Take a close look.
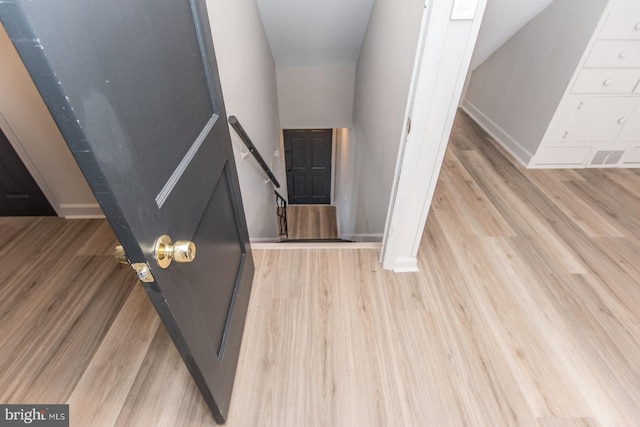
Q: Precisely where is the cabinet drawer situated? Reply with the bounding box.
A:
[599,9,640,40]
[622,147,640,164]
[571,69,640,93]
[533,147,592,166]
[621,102,640,141]
[585,41,640,68]
[550,96,639,142]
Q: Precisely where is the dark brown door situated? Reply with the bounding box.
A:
[0,128,55,216]
[284,129,332,204]
[0,0,253,423]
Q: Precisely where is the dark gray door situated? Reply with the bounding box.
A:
[284,129,332,204]
[0,0,253,423]
[0,128,55,216]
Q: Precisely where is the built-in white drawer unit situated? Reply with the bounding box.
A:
[622,146,640,164]
[621,102,640,140]
[548,96,640,142]
[466,0,640,170]
[598,8,640,39]
[533,146,593,166]
[571,69,640,93]
[584,40,640,68]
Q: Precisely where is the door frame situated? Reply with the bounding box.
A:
[380,0,488,272]
[330,128,337,204]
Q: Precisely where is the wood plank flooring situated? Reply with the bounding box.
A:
[1,110,640,425]
[286,205,339,240]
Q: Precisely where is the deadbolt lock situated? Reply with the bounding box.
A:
[154,235,196,269]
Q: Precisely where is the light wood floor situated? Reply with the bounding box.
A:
[2,110,640,426]
[286,204,339,240]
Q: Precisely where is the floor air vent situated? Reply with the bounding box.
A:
[590,150,624,166]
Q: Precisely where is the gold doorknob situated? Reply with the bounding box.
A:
[154,235,196,269]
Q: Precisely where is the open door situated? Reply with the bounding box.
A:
[0,0,252,423]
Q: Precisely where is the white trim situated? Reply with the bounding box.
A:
[380,0,488,272]
[59,203,104,219]
[330,128,337,204]
[334,200,342,237]
[392,257,419,273]
[460,99,532,167]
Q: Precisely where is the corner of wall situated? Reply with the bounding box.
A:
[460,99,533,166]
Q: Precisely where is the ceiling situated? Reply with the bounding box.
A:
[256,0,556,72]
[256,0,375,67]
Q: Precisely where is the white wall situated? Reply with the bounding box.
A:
[334,128,354,237]
[0,24,100,218]
[470,0,554,70]
[340,0,424,239]
[463,0,607,163]
[256,0,374,66]
[206,0,282,241]
[277,66,355,129]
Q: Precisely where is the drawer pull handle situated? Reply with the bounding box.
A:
[603,79,612,87]
[619,51,628,59]
[635,23,640,31]
[618,117,627,125]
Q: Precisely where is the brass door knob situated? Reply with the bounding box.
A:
[154,235,196,269]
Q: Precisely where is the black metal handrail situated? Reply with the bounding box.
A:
[228,115,280,188]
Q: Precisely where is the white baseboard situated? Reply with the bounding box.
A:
[460,100,533,167]
[391,257,419,273]
[60,203,104,219]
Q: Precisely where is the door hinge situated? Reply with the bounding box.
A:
[406,117,412,134]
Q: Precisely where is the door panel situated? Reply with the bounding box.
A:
[0,0,253,423]
[284,129,332,204]
[183,164,245,358]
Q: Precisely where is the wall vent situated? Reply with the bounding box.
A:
[590,150,624,166]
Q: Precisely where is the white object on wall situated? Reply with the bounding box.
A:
[452,0,479,20]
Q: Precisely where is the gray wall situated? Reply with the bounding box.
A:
[464,0,607,163]
[206,0,282,241]
[470,0,554,69]
[339,0,424,239]
[276,66,355,129]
